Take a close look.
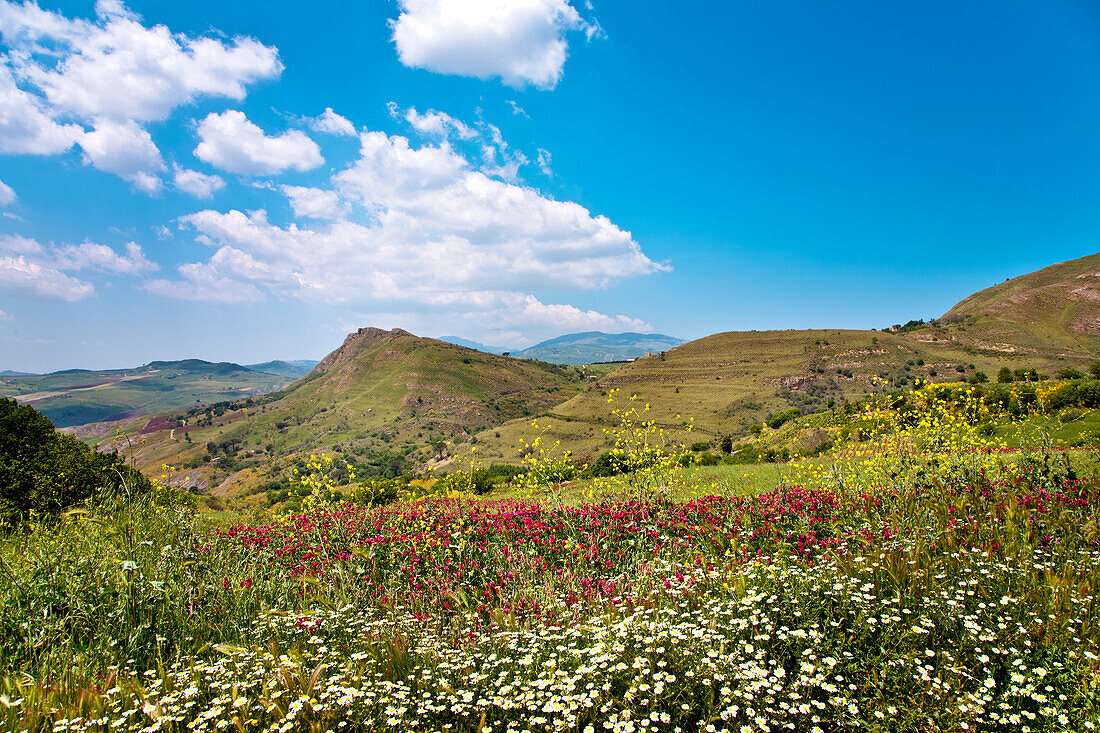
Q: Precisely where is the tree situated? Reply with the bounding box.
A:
[0,398,153,524]
[1090,361,1100,379]
[719,435,733,454]
[997,367,1014,384]
[969,371,989,384]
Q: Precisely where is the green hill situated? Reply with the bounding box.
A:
[101,253,1100,498]
[936,252,1100,355]
[0,360,288,428]
[515,331,685,364]
[112,328,588,498]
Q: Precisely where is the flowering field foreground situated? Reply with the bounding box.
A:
[4,453,1099,733]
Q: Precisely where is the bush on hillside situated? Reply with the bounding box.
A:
[0,397,154,524]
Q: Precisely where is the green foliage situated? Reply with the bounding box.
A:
[766,408,801,429]
[0,398,153,524]
[590,450,631,477]
[968,370,988,384]
[998,366,1014,383]
[433,468,495,495]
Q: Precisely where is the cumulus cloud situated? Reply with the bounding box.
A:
[145,245,267,303]
[388,103,528,182]
[152,127,665,341]
[390,0,599,89]
[0,234,154,300]
[0,0,281,187]
[390,102,476,140]
[0,235,92,300]
[0,65,82,154]
[54,240,157,275]
[309,107,356,137]
[0,176,14,205]
[0,1,282,122]
[194,110,323,176]
[0,253,93,300]
[79,117,165,192]
[281,185,349,220]
[173,165,225,199]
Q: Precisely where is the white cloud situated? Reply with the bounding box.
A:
[0,1,281,187]
[0,254,95,300]
[0,176,14,205]
[173,165,225,198]
[194,110,323,176]
[389,103,528,182]
[2,2,282,123]
[145,245,267,303]
[506,99,528,118]
[0,308,12,321]
[153,127,665,337]
[390,0,598,89]
[391,102,476,140]
[79,117,164,192]
[54,240,157,275]
[0,234,154,300]
[310,107,356,137]
[0,65,82,154]
[536,147,552,176]
[281,185,349,220]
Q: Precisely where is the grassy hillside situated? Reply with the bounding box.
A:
[96,254,1100,500]
[103,328,587,502]
[471,326,1096,464]
[935,251,1100,354]
[0,360,288,428]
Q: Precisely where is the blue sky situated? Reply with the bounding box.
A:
[1,0,1099,372]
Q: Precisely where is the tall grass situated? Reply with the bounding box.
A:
[2,389,1099,731]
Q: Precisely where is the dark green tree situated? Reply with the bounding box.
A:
[0,398,153,524]
[997,367,1014,384]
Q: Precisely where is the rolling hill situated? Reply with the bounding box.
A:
[106,328,589,497]
[514,331,686,364]
[93,252,1100,502]
[0,360,290,428]
[469,255,1100,463]
[937,252,1100,355]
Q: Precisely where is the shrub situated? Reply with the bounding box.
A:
[766,408,800,430]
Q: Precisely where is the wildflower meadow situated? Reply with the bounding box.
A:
[1,388,1098,732]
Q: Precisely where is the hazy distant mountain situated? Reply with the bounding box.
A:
[244,359,319,378]
[0,369,37,376]
[0,359,289,428]
[437,335,511,354]
[515,332,687,365]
